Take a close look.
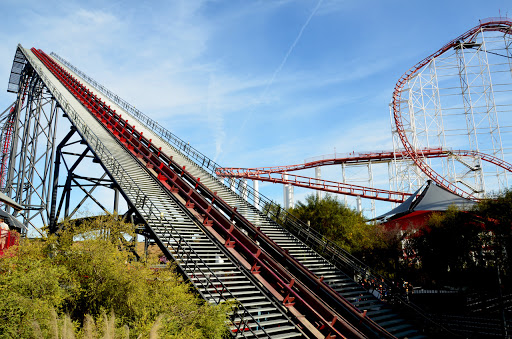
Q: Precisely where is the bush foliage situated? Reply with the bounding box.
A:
[0,215,231,338]
[288,194,403,275]
[289,191,512,291]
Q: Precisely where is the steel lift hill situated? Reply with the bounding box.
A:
[5,45,428,339]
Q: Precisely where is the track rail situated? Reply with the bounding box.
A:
[214,19,512,203]
[45,47,431,338]
[31,47,402,338]
[27,47,299,338]
[219,169,410,203]
[216,147,512,203]
[391,19,512,200]
[221,148,512,174]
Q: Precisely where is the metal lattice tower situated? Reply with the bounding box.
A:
[390,19,512,198]
[2,48,129,235]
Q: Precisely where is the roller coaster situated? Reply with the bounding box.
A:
[1,18,511,338]
[219,18,512,212]
[216,148,512,203]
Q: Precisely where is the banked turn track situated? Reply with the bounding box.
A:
[9,45,429,338]
[216,147,512,203]
[391,19,512,200]
[218,19,512,204]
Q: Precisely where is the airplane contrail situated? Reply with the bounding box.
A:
[237,0,324,134]
[263,0,324,95]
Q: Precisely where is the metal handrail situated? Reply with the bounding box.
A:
[26,46,270,337]
[50,49,410,298]
[50,50,453,335]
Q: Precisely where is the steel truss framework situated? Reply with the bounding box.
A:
[216,148,512,203]
[0,20,507,338]
[3,61,134,235]
[30,46,399,337]
[391,18,512,199]
[0,44,458,337]
[217,19,512,215]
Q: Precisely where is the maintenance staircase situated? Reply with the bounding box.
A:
[158,156,425,338]
[22,47,302,338]
[54,67,427,339]
[134,139,427,339]
[63,61,430,339]
[18,45,427,338]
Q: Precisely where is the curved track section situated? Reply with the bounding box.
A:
[45,48,429,338]
[217,148,512,203]
[391,19,512,199]
[221,148,512,174]
[217,19,512,203]
[218,169,411,203]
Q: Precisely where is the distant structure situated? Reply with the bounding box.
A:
[218,18,512,216]
[390,17,512,200]
[376,180,476,229]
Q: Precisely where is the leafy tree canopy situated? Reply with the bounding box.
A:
[0,215,231,338]
[406,190,512,289]
[289,194,385,254]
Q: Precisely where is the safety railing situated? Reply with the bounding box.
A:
[50,49,410,300]
[26,46,271,337]
[50,50,454,335]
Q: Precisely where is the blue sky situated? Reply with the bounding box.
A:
[0,0,510,216]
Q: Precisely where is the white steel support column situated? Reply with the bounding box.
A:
[341,163,348,206]
[368,161,376,219]
[283,172,294,209]
[356,196,362,214]
[288,184,294,209]
[253,180,259,209]
[242,178,248,201]
[315,167,322,200]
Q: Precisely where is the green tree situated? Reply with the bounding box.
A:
[262,201,286,224]
[475,190,512,280]
[0,239,73,338]
[0,215,231,338]
[410,206,489,288]
[289,194,387,254]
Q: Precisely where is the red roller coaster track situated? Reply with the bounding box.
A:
[30,46,407,338]
[217,148,512,203]
[217,19,512,203]
[391,18,512,200]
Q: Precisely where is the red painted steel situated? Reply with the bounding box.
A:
[220,148,512,174]
[219,148,445,174]
[216,147,512,203]
[0,230,18,256]
[215,20,512,203]
[219,169,410,203]
[32,48,398,338]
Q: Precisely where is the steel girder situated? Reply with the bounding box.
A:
[3,56,133,235]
